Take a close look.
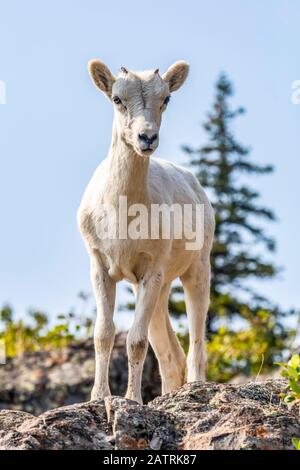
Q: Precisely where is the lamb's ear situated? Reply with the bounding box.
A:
[88,59,115,98]
[162,60,189,92]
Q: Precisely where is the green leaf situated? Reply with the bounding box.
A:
[292,437,300,450]
[280,370,289,378]
[275,362,286,368]
[284,395,295,403]
[287,366,299,379]
[289,378,300,395]
[290,355,300,368]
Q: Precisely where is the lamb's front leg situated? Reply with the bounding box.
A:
[90,250,116,401]
[126,271,163,404]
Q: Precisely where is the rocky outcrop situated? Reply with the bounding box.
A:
[0,333,160,414]
[0,379,299,450]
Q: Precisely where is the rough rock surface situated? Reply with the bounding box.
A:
[0,333,160,414]
[0,379,299,450]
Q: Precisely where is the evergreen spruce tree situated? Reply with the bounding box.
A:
[171,74,277,318]
[170,74,294,380]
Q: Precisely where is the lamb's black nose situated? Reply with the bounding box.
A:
[138,133,158,145]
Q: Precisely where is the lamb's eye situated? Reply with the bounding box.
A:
[164,95,171,105]
[113,96,122,105]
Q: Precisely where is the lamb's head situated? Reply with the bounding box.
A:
[88,59,189,157]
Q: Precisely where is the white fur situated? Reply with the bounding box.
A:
[78,60,215,404]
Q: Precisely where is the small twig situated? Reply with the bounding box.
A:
[255,354,264,382]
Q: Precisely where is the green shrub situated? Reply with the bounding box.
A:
[276,354,300,450]
[277,354,300,406]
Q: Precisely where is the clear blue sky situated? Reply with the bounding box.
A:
[0,1,299,326]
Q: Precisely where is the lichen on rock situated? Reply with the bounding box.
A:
[0,379,299,450]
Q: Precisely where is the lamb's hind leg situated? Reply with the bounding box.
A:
[149,283,186,395]
[90,250,116,400]
[181,254,211,382]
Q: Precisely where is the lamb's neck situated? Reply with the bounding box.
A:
[105,124,150,206]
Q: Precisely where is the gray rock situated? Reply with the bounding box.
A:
[0,334,161,415]
[0,379,299,450]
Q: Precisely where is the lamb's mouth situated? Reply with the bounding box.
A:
[134,145,155,157]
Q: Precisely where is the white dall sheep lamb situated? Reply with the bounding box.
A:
[78,60,215,404]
